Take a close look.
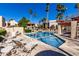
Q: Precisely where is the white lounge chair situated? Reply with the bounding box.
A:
[1,46,13,56]
[12,40,23,48]
[13,38,22,41]
[24,42,38,53]
[12,40,38,55]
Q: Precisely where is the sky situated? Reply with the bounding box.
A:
[0,3,78,24]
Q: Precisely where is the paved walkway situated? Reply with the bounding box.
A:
[54,33,79,56]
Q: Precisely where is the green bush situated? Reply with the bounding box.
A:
[25,29,31,33]
[0,29,7,36]
[0,36,4,42]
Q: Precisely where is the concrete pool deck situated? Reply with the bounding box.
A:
[1,31,75,56]
[18,34,69,56]
[54,33,79,56]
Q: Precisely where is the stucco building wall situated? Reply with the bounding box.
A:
[5,27,24,34]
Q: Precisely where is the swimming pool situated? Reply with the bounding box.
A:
[26,32,65,48]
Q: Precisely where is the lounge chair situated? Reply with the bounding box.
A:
[8,31,21,39]
[12,40,38,55]
[12,40,38,52]
[1,46,13,56]
[16,31,21,35]
[13,38,22,41]
[12,40,23,48]
[24,42,38,53]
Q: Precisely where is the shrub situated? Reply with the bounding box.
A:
[25,29,31,33]
[0,36,4,42]
[0,28,7,36]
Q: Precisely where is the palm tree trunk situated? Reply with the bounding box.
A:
[46,12,49,29]
[78,9,79,15]
[47,12,49,20]
[30,15,32,21]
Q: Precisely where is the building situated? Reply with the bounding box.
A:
[26,22,35,30]
[0,16,6,27]
[56,16,79,39]
[39,18,49,29]
[49,20,58,29]
[7,20,18,27]
[56,20,71,32]
[71,16,79,38]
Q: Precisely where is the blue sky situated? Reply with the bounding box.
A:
[0,3,78,24]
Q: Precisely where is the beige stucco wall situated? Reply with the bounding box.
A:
[0,16,3,27]
[49,20,58,28]
[5,27,24,34]
[58,25,62,35]
[71,21,77,39]
[9,20,18,26]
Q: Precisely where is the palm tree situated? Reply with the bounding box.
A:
[33,13,37,17]
[28,8,33,20]
[75,3,79,15]
[45,3,50,20]
[56,3,63,12]
[56,3,67,20]
[65,16,69,21]
[56,12,63,20]
[40,17,49,29]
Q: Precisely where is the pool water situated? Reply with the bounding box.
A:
[27,32,53,38]
[26,32,65,48]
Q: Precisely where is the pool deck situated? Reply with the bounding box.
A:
[17,34,69,56]
[54,33,79,56]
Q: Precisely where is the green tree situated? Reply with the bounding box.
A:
[56,13,63,20]
[39,18,47,24]
[75,3,79,15]
[28,8,33,20]
[33,13,37,17]
[45,3,50,20]
[18,17,30,28]
[39,17,49,29]
[9,19,14,21]
[56,3,67,20]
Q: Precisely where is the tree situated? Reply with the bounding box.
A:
[75,3,79,15]
[39,18,47,24]
[28,8,33,20]
[65,16,69,21]
[39,17,49,29]
[18,17,30,28]
[56,3,62,12]
[56,12,63,20]
[56,3,67,20]
[45,3,50,20]
[9,19,14,21]
[33,13,37,17]
[33,13,37,21]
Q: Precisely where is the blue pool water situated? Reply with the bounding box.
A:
[26,32,65,48]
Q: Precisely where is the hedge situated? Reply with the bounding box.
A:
[25,29,31,33]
